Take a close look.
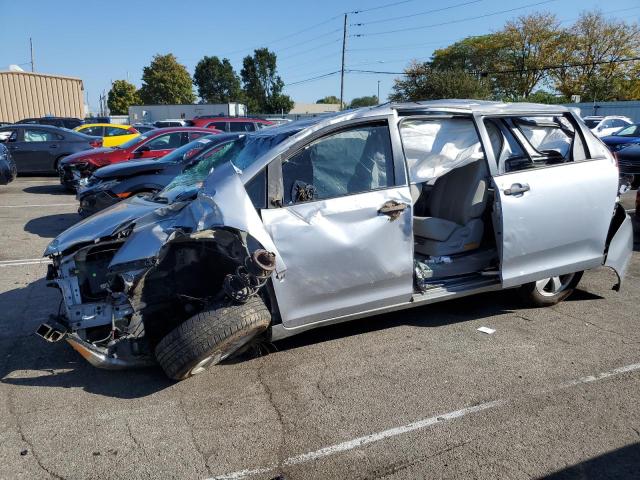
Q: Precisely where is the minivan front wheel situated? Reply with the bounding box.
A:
[155,296,271,380]
[518,272,583,307]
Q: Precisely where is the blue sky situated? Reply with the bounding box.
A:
[1,0,638,112]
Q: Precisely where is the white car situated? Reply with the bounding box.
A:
[583,115,633,137]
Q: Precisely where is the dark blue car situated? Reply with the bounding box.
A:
[76,133,241,217]
[601,124,640,152]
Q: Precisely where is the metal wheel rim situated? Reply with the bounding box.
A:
[189,353,222,376]
[535,274,575,297]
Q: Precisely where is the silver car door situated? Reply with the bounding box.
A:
[486,115,619,288]
[261,121,414,328]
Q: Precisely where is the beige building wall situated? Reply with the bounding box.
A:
[0,71,84,123]
[289,102,341,114]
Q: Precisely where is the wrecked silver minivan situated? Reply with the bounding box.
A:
[39,101,633,380]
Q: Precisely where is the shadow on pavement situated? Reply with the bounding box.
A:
[24,213,79,238]
[538,442,640,479]
[23,184,72,196]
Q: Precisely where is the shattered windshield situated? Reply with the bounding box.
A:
[153,128,301,203]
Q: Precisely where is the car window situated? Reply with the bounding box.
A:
[188,131,207,141]
[616,125,639,137]
[612,119,628,128]
[24,129,60,142]
[399,117,484,183]
[245,169,266,209]
[105,126,129,137]
[81,126,104,137]
[229,122,255,132]
[0,129,17,142]
[484,119,527,172]
[207,122,227,131]
[144,132,183,150]
[503,115,587,171]
[282,124,394,204]
[583,119,600,129]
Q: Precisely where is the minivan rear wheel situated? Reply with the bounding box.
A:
[518,271,583,307]
[155,296,271,380]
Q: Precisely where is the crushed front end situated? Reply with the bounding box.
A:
[38,162,284,370]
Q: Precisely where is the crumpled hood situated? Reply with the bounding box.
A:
[94,159,167,179]
[44,195,162,256]
[60,147,115,166]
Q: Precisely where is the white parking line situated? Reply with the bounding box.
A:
[0,203,76,208]
[206,361,640,480]
[0,258,51,267]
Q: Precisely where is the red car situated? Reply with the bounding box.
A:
[58,127,219,190]
[187,116,273,131]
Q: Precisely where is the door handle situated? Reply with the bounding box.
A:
[504,183,530,195]
[378,200,408,220]
[49,144,58,148]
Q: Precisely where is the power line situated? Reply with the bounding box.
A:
[346,56,640,76]
[352,0,557,37]
[287,70,341,87]
[351,0,484,27]
[349,0,420,15]
[277,38,342,61]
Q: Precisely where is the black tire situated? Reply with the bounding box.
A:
[518,271,583,307]
[155,296,271,380]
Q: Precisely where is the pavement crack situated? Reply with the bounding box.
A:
[364,439,473,479]
[551,307,640,344]
[257,359,287,475]
[178,395,212,475]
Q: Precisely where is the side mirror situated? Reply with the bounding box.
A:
[134,145,150,157]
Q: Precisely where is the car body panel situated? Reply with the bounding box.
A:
[615,144,640,176]
[74,123,140,147]
[493,159,619,287]
[261,187,414,327]
[0,143,17,185]
[604,204,633,291]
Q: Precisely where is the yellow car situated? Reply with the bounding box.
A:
[74,123,140,147]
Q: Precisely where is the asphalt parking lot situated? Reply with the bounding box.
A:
[1,176,639,480]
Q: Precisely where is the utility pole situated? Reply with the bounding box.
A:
[377,80,380,104]
[340,13,347,110]
[29,38,35,72]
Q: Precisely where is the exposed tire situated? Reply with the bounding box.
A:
[518,271,583,307]
[155,296,271,380]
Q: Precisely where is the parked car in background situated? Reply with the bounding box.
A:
[38,103,632,380]
[0,143,17,185]
[74,123,140,147]
[15,116,84,129]
[601,124,640,152]
[0,124,101,174]
[132,123,156,134]
[58,127,219,190]
[154,119,186,127]
[76,133,242,217]
[84,116,110,124]
[188,116,273,131]
[614,143,640,187]
[583,115,633,137]
[264,117,293,125]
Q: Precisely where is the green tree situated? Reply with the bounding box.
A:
[551,11,640,101]
[193,56,242,103]
[240,48,294,114]
[498,13,563,98]
[389,62,491,102]
[349,95,378,108]
[107,80,140,115]
[139,54,195,105]
[316,95,340,104]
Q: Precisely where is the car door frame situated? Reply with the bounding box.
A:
[474,111,619,288]
[260,113,414,329]
[19,126,60,172]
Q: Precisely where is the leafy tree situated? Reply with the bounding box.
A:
[499,13,563,98]
[107,80,140,115]
[240,48,294,113]
[349,96,378,108]
[139,54,196,105]
[551,12,640,101]
[193,56,242,103]
[316,95,340,104]
[389,62,491,102]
